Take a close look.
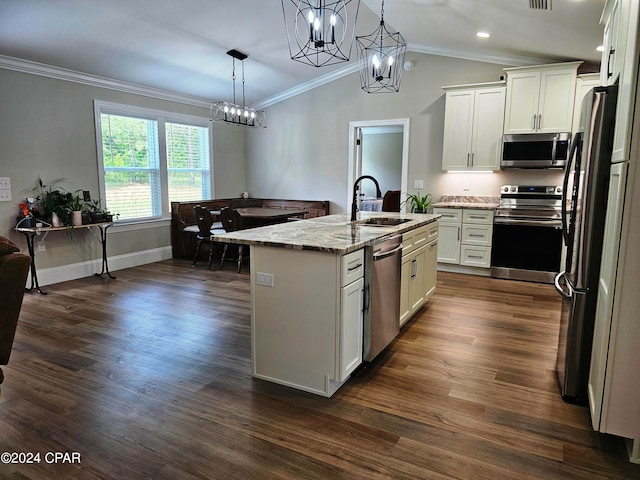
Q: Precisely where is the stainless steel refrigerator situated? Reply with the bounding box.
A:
[554,85,618,404]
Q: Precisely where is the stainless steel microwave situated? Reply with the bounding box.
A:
[501,132,571,169]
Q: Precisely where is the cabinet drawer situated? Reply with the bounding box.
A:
[462,209,493,224]
[461,224,493,246]
[341,249,364,286]
[412,225,430,250]
[460,245,491,268]
[426,221,439,243]
[433,208,462,223]
[402,229,417,255]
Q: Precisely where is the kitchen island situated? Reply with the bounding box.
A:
[212,212,439,396]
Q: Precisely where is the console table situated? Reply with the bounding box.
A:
[15,222,115,294]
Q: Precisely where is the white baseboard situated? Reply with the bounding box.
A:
[437,263,491,277]
[27,246,173,287]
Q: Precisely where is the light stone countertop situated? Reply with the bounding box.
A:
[432,202,499,210]
[211,212,440,254]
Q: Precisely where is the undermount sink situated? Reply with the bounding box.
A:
[357,217,412,227]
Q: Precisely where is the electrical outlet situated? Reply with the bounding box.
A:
[0,177,10,190]
[414,179,424,189]
[463,182,470,191]
[0,189,11,201]
[256,272,274,287]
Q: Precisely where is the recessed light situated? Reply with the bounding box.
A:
[477,32,491,38]
[596,45,604,52]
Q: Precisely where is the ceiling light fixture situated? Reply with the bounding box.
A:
[280,0,361,67]
[210,49,266,128]
[355,0,407,94]
[596,45,604,52]
[477,31,490,38]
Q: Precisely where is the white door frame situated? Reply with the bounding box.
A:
[347,118,410,212]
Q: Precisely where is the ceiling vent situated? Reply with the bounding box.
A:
[529,0,551,10]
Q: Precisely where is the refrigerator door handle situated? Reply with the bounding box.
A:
[562,133,582,246]
[554,271,572,299]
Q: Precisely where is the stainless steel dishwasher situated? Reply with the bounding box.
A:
[363,234,403,362]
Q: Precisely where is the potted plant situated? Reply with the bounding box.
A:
[402,192,433,213]
[67,192,85,226]
[86,199,111,223]
[30,177,74,226]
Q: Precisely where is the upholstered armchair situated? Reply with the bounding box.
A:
[0,236,30,385]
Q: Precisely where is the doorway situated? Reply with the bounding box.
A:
[347,118,410,212]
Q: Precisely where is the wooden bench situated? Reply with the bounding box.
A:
[170,198,330,259]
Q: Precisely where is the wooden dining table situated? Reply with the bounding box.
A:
[212,207,307,229]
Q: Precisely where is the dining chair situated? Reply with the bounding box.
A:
[382,190,401,212]
[193,205,225,269]
[219,207,245,273]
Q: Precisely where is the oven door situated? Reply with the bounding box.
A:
[491,218,563,283]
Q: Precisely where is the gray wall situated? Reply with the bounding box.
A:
[0,68,246,269]
[361,131,403,198]
[246,52,564,212]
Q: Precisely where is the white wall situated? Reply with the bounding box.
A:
[246,51,565,212]
[361,131,403,197]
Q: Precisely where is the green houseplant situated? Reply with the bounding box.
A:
[402,192,433,213]
[31,177,73,226]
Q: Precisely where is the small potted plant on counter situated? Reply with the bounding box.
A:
[66,192,85,226]
[86,199,115,223]
[402,192,433,213]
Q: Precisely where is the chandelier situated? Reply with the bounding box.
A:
[356,0,407,93]
[210,50,266,128]
[280,0,361,67]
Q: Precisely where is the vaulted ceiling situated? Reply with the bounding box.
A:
[0,0,606,106]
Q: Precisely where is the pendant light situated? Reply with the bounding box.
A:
[210,50,266,128]
[356,0,407,93]
[280,0,361,67]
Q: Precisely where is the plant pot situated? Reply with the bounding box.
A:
[91,213,107,223]
[51,212,63,227]
[71,211,83,226]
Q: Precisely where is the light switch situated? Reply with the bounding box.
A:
[414,179,424,189]
[0,177,10,190]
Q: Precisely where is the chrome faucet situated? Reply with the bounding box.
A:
[351,175,382,222]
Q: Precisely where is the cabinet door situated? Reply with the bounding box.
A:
[436,223,461,263]
[442,90,474,169]
[572,76,600,134]
[601,0,621,86]
[471,87,506,170]
[400,254,413,327]
[424,240,438,300]
[504,71,541,134]
[537,69,577,133]
[339,277,364,381]
[588,162,627,431]
[410,245,427,311]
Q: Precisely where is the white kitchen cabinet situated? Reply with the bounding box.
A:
[442,83,505,171]
[602,0,640,164]
[434,207,493,270]
[572,74,601,134]
[400,222,439,327]
[251,246,364,397]
[503,62,581,134]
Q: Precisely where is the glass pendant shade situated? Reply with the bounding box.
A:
[281,0,361,67]
[356,3,406,94]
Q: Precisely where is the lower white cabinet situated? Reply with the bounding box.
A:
[400,222,439,327]
[251,246,364,397]
[434,208,493,270]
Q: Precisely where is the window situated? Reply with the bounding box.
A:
[95,101,212,222]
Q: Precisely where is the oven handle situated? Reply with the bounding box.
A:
[493,217,562,228]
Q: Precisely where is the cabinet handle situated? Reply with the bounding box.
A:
[538,114,542,130]
[468,255,484,259]
[457,227,460,241]
[469,233,484,238]
[347,262,363,272]
[532,114,536,130]
[411,258,417,278]
[470,152,474,167]
[467,153,470,167]
[608,48,615,78]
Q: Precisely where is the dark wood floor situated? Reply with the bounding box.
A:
[1,260,639,479]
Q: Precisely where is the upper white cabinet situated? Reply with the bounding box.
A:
[442,83,506,171]
[601,0,640,163]
[503,62,581,134]
[572,73,601,134]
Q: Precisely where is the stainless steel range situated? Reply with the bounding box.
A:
[491,185,564,283]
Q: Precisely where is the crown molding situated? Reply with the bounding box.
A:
[253,62,361,110]
[0,54,211,109]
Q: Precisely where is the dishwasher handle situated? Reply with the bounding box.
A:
[373,243,403,260]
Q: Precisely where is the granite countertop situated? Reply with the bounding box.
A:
[432,201,499,210]
[432,194,499,210]
[211,212,440,254]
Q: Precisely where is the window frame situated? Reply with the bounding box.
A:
[93,100,214,225]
